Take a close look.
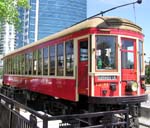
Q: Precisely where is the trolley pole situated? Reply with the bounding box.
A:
[87,0,142,18]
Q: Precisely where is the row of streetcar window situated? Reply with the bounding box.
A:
[4,40,74,76]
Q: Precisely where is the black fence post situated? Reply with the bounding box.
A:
[30,114,37,128]
[43,114,48,128]
[125,109,129,128]
[9,104,14,128]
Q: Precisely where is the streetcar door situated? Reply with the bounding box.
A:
[121,38,137,94]
[78,38,89,95]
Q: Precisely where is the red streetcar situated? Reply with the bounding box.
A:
[2,16,147,126]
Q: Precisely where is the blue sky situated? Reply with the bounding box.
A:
[87,0,150,62]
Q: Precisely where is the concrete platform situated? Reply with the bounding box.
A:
[139,85,150,128]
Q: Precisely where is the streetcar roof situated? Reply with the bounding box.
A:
[3,16,142,58]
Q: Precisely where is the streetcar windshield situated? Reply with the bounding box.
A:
[96,35,117,70]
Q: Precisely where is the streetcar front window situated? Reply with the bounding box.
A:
[122,52,134,69]
[139,40,144,71]
[96,35,117,70]
[121,40,134,69]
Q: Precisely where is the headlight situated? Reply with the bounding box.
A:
[131,82,138,91]
[126,81,138,92]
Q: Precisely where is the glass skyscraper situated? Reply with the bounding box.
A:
[16,0,87,48]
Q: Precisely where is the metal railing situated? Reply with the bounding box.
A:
[0,93,129,128]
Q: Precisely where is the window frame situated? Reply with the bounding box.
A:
[49,45,56,76]
[43,47,49,75]
[57,43,64,76]
[65,40,74,76]
[29,52,33,75]
[95,35,118,72]
[37,49,43,75]
[20,54,25,75]
[121,38,136,70]
[25,53,29,75]
[33,50,38,75]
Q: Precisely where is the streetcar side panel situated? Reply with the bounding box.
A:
[3,75,77,101]
[2,28,93,102]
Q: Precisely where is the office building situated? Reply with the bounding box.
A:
[0,22,16,69]
[16,0,87,48]
[0,22,16,55]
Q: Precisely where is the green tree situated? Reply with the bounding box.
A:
[145,66,150,84]
[0,0,29,29]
